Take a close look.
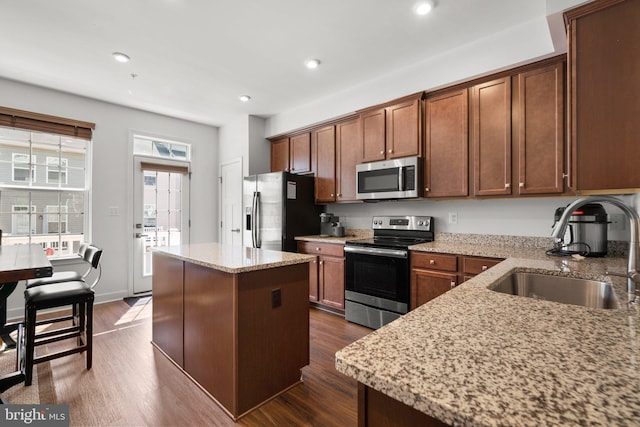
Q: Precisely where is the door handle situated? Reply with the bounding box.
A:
[135,233,149,238]
[231,228,241,233]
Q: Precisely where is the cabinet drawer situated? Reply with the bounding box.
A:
[462,256,502,275]
[297,241,344,257]
[410,252,457,272]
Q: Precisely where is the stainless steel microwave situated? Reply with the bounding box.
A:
[356,156,421,200]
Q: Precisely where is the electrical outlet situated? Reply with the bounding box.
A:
[448,212,458,225]
[271,288,282,308]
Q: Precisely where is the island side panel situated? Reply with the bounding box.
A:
[236,263,310,416]
[152,252,184,367]
[183,262,237,416]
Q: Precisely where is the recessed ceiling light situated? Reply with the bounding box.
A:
[112,52,131,63]
[239,95,251,102]
[415,1,435,15]
[305,59,321,69]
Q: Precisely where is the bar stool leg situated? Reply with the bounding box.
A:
[86,297,93,370]
[24,304,36,386]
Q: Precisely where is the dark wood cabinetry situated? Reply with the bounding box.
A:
[270,137,290,173]
[336,117,361,201]
[514,62,565,195]
[410,251,502,310]
[424,88,469,198]
[565,0,640,191]
[360,94,422,163]
[313,125,337,203]
[297,241,345,313]
[471,77,512,197]
[269,133,311,174]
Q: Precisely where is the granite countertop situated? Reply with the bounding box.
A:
[153,243,315,274]
[335,248,640,426]
[295,229,373,244]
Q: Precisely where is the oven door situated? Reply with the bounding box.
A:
[344,246,409,313]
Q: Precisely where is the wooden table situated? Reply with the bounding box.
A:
[0,244,52,398]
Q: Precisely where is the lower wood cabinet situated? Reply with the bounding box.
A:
[297,241,345,314]
[410,251,502,310]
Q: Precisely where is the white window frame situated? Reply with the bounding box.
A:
[46,156,68,185]
[11,204,36,234]
[12,153,36,183]
[45,204,68,234]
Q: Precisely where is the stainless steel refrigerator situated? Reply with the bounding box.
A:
[243,172,320,252]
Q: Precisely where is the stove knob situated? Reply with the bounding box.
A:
[417,220,424,226]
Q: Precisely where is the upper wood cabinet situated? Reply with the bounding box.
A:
[424,88,469,198]
[471,77,512,197]
[514,62,565,195]
[335,117,361,202]
[270,133,311,174]
[565,0,640,192]
[360,95,422,163]
[270,137,290,172]
[313,125,337,203]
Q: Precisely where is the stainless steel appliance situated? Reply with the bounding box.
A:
[356,156,421,200]
[344,215,434,329]
[243,172,320,251]
[320,213,338,237]
[553,203,608,257]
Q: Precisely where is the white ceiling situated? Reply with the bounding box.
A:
[0,0,550,127]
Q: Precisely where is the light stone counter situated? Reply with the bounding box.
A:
[336,250,640,426]
[295,228,373,244]
[153,242,315,274]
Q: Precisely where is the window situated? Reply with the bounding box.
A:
[46,156,68,184]
[0,123,91,258]
[133,135,190,161]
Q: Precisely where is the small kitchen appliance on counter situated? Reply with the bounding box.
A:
[552,203,609,257]
[320,213,341,237]
[344,215,434,329]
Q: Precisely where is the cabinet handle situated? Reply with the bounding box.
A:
[505,183,511,189]
[481,265,488,271]
[450,281,456,289]
[562,173,569,179]
[519,182,524,188]
[429,259,435,265]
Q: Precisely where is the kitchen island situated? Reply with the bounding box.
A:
[152,243,315,420]
[336,242,640,426]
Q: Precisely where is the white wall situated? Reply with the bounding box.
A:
[1,77,218,318]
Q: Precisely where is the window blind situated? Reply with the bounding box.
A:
[140,161,189,175]
[0,106,95,140]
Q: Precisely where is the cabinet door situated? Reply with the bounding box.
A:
[270,137,290,172]
[424,89,469,198]
[336,117,361,201]
[410,269,457,310]
[566,0,640,191]
[319,256,345,311]
[360,108,386,163]
[472,77,512,196]
[386,98,421,159]
[314,125,337,203]
[309,256,319,302]
[290,132,311,174]
[516,63,565,195]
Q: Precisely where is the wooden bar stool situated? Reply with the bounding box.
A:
[23,245,102,386]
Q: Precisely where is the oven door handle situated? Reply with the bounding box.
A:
[344,246,408,258]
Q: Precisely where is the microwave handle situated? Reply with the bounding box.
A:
[398,166,404,190]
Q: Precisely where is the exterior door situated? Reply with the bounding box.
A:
[219,158,243,246]
[133,156,190,294]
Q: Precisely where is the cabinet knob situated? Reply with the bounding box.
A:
[505,183,511,189]
[388,149,393,154]
[482,265,488,271]
[291,167,295,171]
[319,260,324,265]
[425,187,429,192]
[380,150,384,155]
[315,247,321,251]
[450,281,456,289]
[429,259,435,265]
[338,193,342,197]
[519,182,524,188]
[312,260,316,264]
[330,193,334,198]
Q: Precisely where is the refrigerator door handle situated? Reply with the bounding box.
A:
[251,191,258,247]
[255,192,262,248]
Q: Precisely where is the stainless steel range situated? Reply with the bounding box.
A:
[344,215,434,329]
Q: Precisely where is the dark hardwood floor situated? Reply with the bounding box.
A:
[43,298,370,426]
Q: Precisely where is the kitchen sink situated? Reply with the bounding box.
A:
[490,272,619,309]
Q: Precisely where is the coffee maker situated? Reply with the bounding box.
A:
[553,203,609,257]
[320,213,344,237]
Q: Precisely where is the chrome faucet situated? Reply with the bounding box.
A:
[551,196,640,303]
